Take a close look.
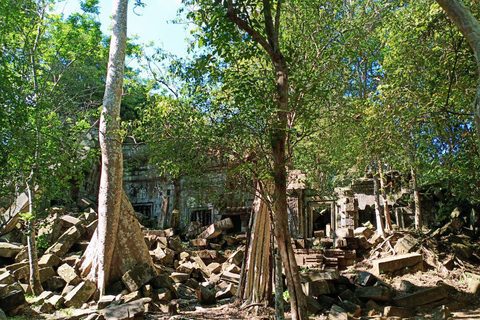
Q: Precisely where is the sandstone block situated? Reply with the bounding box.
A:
[122,263,156,292]
[64,280,96,308]
[393,234,417,254]
[57,263,81,285]
[0,272,15,285]
[177,284,198,300]
[0,282,22,297]
[215,283,236,300]
[44,226,81,257]
[153,288,172,301]
[99,298,148,320]
[302,280,330,296]
[383,306,415,317]
[124,290,143,303]
[170,272,190,283]
[43,276,66,292]
[338,300,361,317]
[393,286,447,308]
[38,253,62,268]
[190,238,208,247]
[306,296,322,315]
[0,290,26,312]
[0,243,23,258]
[197,218,233,240]
[30,290,53,305]
[329,304,350,320]
[372,252,423,276]
[355,285,394,302]
[356,271,377,287]
[97,295,116,309]
[38,266,56,283]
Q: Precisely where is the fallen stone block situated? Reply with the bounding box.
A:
[329,304,350,320]
[97,295,116,309]
[383,306,415,317]
[177,284,198,300]
[302,280,330,296]
[197,218,233,240]
[0,290,26,312]
[394,234,417,254]
[0,281,22,297]
[38,266,56,283]
[192,255,210,278]
[314,230,325,238]
[12,265,29,281]
[44,226,81,257]
[43,276,66,292]
[215,283,237,300]
[153,288,172,301]
[306,296,322,315]
[124,290,143,303]
[40,294,65,313]
[14,249,28,263]
[393,286,447,308]
[62,253,81,266]
[38,253,62,268]
[0,272,15,285]
[356,271,377,287]
[303,269,339,281]
[207,262,222,274]
[99,298,149,320]
[176,262,195,276]
[355,285,394,302]
[198,282,216,303]
[150,274,176,294]
[30,290,53,305]
[64,280,96,308]
[220,271,240,285]
[357,236,371,250]
[57,263,81,285]
[190,238,208,248]
[169,238,184,253]
[335,228,354,239]
[338,300,361,317]
[354,227,373,239]
[60,214,82,228]
[0,242,24,258]
[228,249,244,267]
[338,289,362,306]
[170,272,190,283]
[122,263,156,292]
[372,252,423,276]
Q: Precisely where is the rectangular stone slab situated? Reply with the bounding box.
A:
[373,253,422,275]
[393,286,447,307]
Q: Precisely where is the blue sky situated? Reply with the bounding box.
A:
[54,0,192,58]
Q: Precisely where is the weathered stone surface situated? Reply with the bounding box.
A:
[192,255,210,278]
[5,260,27,273]
[354,227,373,239]
[176,262,195,276]
[383,306,415,317]
[198,282,216,303]
[60,215,82,228]
[393,234,417,254]
[338,289,362,306]
[467,276,480,294]
[215,283,237,300]
[122,263,156,292]
[356,271,377,287]
[303,269,339,281]
[372,253,423,276]
[302,280,330,296]
[355,285,394,302]
[61,284,76,297]
[62,253,81,266]
[223,235,239,246]
[335,228,353,239]
[153,288,172,301]
[64,280,96,308]
[207,262,222,274]
[97,295,116,309]
[329,304,350,320]
[43,276,66,292]
[124,290,143,303]
[228,250,244,267]
[338,300,361,317]
[169,238,184,253]
[12,265,29,280]
[45,294,65,310]
[38,253,62,268]
[393,286,447,308]
[190,238,208,247]
[0,282,22,297]
[44,226,81,257]
[0,290,26,312]
[0,307,6,320]
[197,218,233,240]
[306,296,322,315]
[150,274,176,295]
[452,243,473,260]
[357,235,371,250]
[399,279,418,293]
[0,272,14,285]
[170,272,190,283]
[30,290,54,305]
[152,246,175,266]
[177,284,198,300]
[220,271,240,285]
[14,249,28,263]
[99,298,148,320]
[57,263,81,285]
[38,266,56,283]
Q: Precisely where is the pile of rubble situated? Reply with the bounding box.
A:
[0,203,247,318]
[1,200,480,319]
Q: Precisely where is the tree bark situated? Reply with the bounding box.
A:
[435,0,480,149]
[26,181,43,296]
[226,2,308,319]
[411,166,422,229]
[373,172,385,238]
[239,184,272,307]
[378,160,392,232]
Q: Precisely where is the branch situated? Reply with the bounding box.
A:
[226,0,274,59]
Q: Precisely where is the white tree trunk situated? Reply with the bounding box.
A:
[373,173,385,238]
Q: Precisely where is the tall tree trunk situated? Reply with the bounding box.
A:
[435,0,480,149]
[411,166,422,229]
[373,172,385,238]
[226,2,308,318]
[275,247,285,320]
[26,180,43,296]
[378,160,392,232]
